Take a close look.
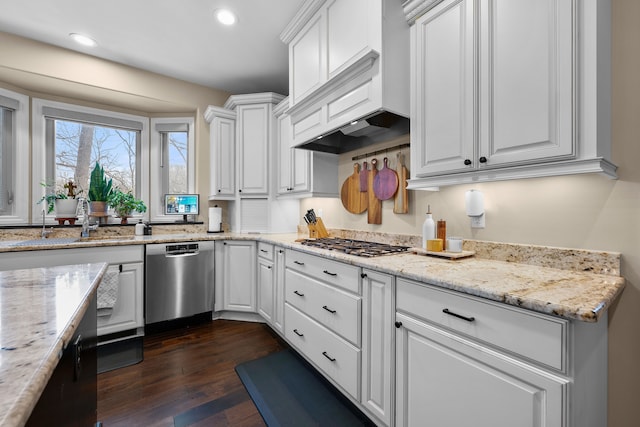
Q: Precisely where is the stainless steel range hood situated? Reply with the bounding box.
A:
[295,111,410,154]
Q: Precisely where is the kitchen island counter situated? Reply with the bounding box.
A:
[0,262,107,427]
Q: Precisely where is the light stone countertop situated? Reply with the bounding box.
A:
[0,262,107,427]
[0,232,625,322]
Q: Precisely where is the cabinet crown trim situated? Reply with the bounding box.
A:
[204,105,236,123]
[280,0,325,44]
[403,0,444,24]
[224,92,286,110]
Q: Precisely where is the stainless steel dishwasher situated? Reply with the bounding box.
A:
[145,241,215,325]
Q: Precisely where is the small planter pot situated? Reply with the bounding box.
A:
[116,210,132,224]
[89,201,109,223]
[54,199,79,218]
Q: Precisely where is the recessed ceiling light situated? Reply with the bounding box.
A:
[215,8,237,26]
[69,33,97,47]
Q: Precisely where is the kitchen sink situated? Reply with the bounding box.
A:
[11,237,80,246]
[78,236,136,241]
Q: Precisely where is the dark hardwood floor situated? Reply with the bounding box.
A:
[97,320,287,427]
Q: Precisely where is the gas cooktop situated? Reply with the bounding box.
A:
[300,238,409,258]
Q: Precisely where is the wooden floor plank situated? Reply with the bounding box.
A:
[97,320,285,427]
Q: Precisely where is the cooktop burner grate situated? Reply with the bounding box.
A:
[300,238,409,257]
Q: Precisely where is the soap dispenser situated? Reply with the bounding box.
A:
[135,219,145,236]
[422,205,436,249]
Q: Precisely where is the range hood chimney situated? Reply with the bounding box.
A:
[295,111,410,154]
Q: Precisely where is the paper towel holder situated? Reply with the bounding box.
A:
[207,205,224,233]
[465,189,485,228]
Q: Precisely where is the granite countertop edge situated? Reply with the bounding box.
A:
[1,263,107,427]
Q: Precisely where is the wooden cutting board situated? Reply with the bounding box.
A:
[341,163,368,214]
[367,158,382,224]
[373,157,398,200]
[394,152,409,214]
[359,161,368,192]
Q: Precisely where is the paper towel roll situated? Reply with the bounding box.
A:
[465,190,484,216]
[208,207,222,232]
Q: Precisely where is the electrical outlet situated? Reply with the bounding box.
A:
[470,214,485,228]
[317,208,323,218]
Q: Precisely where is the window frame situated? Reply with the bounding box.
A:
[150,117,195,222]
[0,88,29,225]
[32,98,150,224]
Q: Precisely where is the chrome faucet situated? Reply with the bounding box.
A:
[41,209,53,239]
[79,198,99,238]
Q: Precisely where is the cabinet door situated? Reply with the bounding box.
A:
[215,241,256,312]
[210,115,236,198]
[478,0,574,166]
[257,257,275,323]
[237,104,270,195]
[395,313,566,427]
[273,247,286,333]
[290,13,324,104]
[277,110,293,194]
[412,0,476,177]
[97,263,144,336]
[290,148,310,192]
[361,269,394,426]
[326,0,370,78]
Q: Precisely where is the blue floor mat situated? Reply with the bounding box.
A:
[235,349,374,427]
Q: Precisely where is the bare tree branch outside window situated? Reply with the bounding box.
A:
[53,120,138,195]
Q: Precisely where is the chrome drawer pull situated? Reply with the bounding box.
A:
[443,308,475,322]
[323,270,337,276]
[294,260,305,265]
[294,290,305,297]
[293,329,304,337]
[322,305,337,314]
[322,351,336,362]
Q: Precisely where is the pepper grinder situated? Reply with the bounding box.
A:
[437,220,446,250]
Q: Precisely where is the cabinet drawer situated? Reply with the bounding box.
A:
[257,242,274,260]
[396,278,567,371]
[285,303,360,399]
[285,269,361,346]
[285,249,360,294]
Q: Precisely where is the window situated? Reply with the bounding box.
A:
[150,117,195,221]
[0,88,29,225]
[32,98,149,222]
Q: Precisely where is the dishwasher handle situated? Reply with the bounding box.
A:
[166,251,199,258]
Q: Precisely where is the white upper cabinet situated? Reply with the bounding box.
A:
[204,106,236,200]
[274,97,339,198]
[281,0,410,149]
[225,93,284,196]
[405,0,617,188]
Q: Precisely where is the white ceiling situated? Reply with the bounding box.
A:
[0,0,302,95]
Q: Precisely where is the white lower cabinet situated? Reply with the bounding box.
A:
[257,243,275,324]
[284,249,363,402]
[273,246,286,333]
[285,303,361,399]
[96,262,144,336]
[361,269,394,426]
[395,277,607,427]
[395,312,565,427]
[214,240,256,312]
[0,245,144,338]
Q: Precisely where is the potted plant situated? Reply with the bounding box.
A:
[88,162,112,217]
[37,180,82,221]
[108,189,147,224]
